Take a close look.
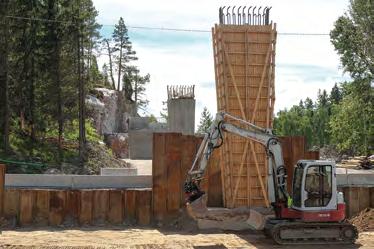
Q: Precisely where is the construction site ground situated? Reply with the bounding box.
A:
[0,227,373,249]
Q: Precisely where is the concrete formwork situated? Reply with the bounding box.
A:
[212,22,277,208]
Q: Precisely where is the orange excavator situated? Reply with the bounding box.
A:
[184,112,357,244]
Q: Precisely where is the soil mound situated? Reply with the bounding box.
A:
[349,208,374,232]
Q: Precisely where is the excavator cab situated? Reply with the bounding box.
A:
[291,160,336,212]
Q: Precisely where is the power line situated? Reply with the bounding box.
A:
[5,15,330,36]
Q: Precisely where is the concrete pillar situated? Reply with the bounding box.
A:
[167,98,195,135]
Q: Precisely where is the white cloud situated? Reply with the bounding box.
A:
[93,0,350,125]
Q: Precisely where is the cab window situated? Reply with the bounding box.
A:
[304,165,332,207]
[292,166,303,207]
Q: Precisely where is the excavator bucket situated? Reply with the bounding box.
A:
[186,192,273,231]
[186,194,209,219]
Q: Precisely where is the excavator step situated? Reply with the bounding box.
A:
[264,219,358,245]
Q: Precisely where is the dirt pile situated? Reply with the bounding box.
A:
[349,208,374,232]
[337,156,374,170]
[84,142,129,174]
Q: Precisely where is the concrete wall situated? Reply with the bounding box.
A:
[127,117,168,160]
[128,130,153,159]
[129,117,150,130]
[5,174,151,189]
[336,168,374,187]
[100,167,138,176]
[167,98,195,135]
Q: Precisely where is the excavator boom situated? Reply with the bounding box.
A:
[185,112,288,205]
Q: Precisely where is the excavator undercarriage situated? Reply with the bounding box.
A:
[264,219,358,245]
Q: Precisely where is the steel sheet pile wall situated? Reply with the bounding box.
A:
[212,22,277,208]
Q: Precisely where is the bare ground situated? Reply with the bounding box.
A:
[0,227,373,249]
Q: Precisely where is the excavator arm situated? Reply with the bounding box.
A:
[185,112,289,205]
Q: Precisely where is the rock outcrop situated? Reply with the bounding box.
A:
[86,88,136,135]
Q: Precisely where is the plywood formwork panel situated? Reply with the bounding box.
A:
[212,23,276,208]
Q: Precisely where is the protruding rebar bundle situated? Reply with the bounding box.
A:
[167,85,195,100]
[219,6,272,25]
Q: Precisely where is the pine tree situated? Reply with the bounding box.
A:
[160,101,168,123]
[112,17,137,91]
[197,107,213,134]
[329,83,342,105]
[103,38,116,89]
[122,66,150,112]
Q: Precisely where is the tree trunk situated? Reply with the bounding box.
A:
[134,80,138,113]
[77,6,86,162]
[0,0,10,152]
[105,39,115,89]
[56,42,63,163]
[117,37,123,91]
[30,54,36,141]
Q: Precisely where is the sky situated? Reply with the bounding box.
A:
[92,0,350,123]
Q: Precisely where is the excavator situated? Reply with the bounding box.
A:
[184,112,358,244]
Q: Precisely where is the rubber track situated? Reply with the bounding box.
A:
[266,221,358,245]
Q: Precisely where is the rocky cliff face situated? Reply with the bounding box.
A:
[86,88,136,135]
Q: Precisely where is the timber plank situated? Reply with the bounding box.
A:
[350,187,360,217]
[49,190,66,226]
[4,189,20,219]
[207,150,223,207]
[152,133,167,221]
[166,133,182,214]
[124,189,136,224]
[108,190,123,224]
[79,190,93,225]
[136,189,152,226]
[359,187,371,211]
[180,135,200,206]
[93,190,109,223]
[66,190,80,222]
[19,190,35,226]
[34,190,50,225]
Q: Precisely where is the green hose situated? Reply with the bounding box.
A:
[0,158,46,168]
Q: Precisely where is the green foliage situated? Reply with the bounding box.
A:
[274,87,337,149]
[0,0,104,167]
[197,107,213,134]
[329,80,374,155]
[275,0,374,155]
[148,115,158,123]
[45,119,101,143]
[329,0,374,155]
[112,17,137,90]
[123,65,150,111]
[160,101,168,123]
[330,0,374,80]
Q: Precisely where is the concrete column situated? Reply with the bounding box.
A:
[167,98,195,135]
